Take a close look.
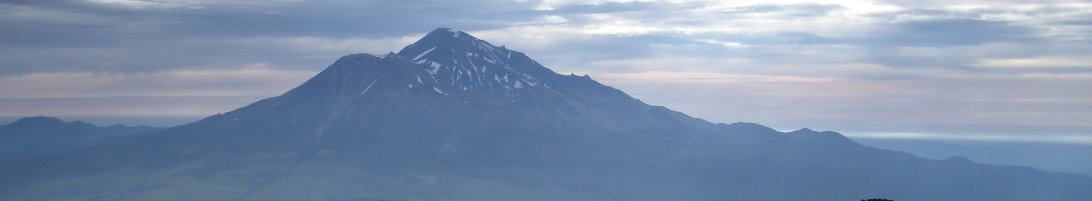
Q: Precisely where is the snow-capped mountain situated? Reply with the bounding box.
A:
[1,28,1089,201]
[399,28,551,93]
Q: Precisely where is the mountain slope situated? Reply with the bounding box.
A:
[1,28,1090,201]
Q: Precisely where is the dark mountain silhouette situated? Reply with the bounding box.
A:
[856,138,1092,176]
[0,116,158,153]
[1,28,1089,201]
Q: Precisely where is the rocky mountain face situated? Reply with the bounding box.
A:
[1,28,1089,201]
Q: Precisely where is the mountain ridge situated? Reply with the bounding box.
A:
[0,116,158,153]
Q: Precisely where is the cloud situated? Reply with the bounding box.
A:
[598,71,838,84]
[0,65,315,98]
[720,3,846,18]
[972,56,1092,68]
[231,35,423,58]
[596,63,1092,135]
[847,132,1092,145]
[0,34,422,75]
[582,57,753,73]
[0,65,317,126]
[83,0,201,9]
[872,19,1035,46]
[697,39,750,47]
[0,96,260,126]
[538,1,663,14]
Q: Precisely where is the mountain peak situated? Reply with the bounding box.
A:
[268,28,633,112]
[5,116,96,129]
[395,28,558,94]
[208,28,661,144]
[9,116,65,126]
[424,27,473,41]
[409,28,494,55]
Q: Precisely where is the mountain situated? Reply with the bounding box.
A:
[1,28,1090,201]
[0,116,158,153]
[855,138,1092,177]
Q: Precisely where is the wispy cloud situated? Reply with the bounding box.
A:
[849,132,1092,145]
[231,35,423,58]
[0,65,315,126]
[0,65,315,98]
[972,56,1092,68]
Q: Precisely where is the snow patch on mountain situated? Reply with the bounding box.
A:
[433,86,448,95]
[413,47,436,61]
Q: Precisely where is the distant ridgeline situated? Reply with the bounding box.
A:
[0,116,157,154]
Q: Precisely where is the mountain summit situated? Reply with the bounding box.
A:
[190,28,706,153]
[2,28,1090,201]
[398,28,555,93]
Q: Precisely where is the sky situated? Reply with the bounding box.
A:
[1,0,1090,144]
